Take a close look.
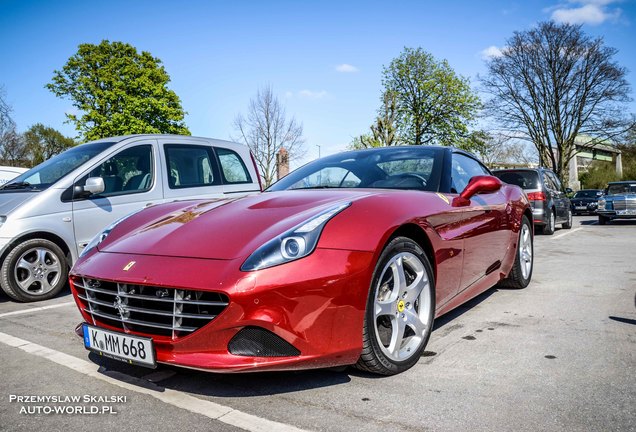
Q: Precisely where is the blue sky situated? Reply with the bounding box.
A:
[1,0,635,167]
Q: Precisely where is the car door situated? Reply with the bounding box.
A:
[70,140,163,256]
[449,153,509,291]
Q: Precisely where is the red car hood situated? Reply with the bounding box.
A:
[100,190,373,260]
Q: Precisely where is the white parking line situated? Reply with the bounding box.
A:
[0,301,75,318]
[0,331,309,432]
[551,227,582,239]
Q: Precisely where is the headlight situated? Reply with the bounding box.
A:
[241,202,351,271]
[598,199,606,210]
[79,208,145,258]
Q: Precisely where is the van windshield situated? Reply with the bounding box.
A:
[0,141,117,191]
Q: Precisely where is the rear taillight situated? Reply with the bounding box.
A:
[249,151,263,191]
[527,191,546,201]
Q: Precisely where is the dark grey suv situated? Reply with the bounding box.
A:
[493,168,572,235]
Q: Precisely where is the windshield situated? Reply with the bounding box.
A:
[268,147,444,192]
[493,170,539,190]
[573,190,602,198]
[1,141,117,191]
[607,183,636,195]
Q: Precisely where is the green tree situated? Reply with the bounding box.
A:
[382,47,481,146]
[47,40,189,141]
[24,124,75,166]
[482,21,633,186]
[350,91,401,150]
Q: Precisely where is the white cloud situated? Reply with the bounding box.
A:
[298,90,328,99]
[550,1,622,25]
[335,63,359,73]
[481,45,503,59]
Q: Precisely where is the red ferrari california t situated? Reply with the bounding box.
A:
[71,146,533,375]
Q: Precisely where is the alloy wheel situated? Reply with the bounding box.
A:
[373,252,431,362]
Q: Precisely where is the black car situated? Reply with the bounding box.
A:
[571,189,604,215]
[493,167,572,235]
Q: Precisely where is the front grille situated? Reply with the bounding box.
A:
[613,199,636,211]
[73,278,228,339]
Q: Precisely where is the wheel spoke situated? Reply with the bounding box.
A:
[388,315,407,356]
[16,258,32,271]
[375,300,394,318]
[36,248,48,266]
[391,257,407,294]
[17,275,36,290]
[404,272,427,304]
[404,308,427,336]
[45,260,61,274]
[39,277,55,293]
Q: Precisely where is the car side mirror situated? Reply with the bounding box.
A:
[452,175,502,207]
[565,188,573,194]
[74,177,105,198]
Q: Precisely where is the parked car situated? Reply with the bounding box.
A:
[0,166,28,185]
[70,146,533,376]
[493,167,572,235]
[597,181,636,225]
[571,189,604,215]
[0,134,261,302]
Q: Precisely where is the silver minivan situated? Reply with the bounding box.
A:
[0,134,261,302]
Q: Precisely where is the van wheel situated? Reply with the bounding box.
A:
[543,209,555,235]
[0,239,69,302]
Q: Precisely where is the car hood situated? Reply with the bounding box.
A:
[100,190,373,260]
[0,191,38,215]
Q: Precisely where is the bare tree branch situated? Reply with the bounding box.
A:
[481,21,633,185]
[232,85,305,188]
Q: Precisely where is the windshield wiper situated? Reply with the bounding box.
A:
[0,181,38,190]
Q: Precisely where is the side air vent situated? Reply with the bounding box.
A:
[228,327,300,357]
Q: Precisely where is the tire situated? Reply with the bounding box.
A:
[562,208,573,229]
[0,239,69,302]
[498,216,533,289]
[355,237,435,375]
[543,209,555,235]
[598,215,609,225]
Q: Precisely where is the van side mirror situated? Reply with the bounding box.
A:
[452,175,502,207]
[74,177,105,198]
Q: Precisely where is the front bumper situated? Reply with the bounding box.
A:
[71,248,375,372]
[597,210,636,220]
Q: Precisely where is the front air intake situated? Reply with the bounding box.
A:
[228,327,300,357]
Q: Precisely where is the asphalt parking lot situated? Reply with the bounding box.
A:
[0,216,634,432]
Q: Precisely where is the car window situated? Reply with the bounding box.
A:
[268,147,443,192]
[542,172,557,191]
[6,141,116,190]
[494,171,539,190]
[546,171,562,191]
[164,144,221,189]
[573,190,600,198]
[451,153,489,193]
[288,167,361,189]
[607,183,636,195]
[75,145,154,198]
[216,148,252,184]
